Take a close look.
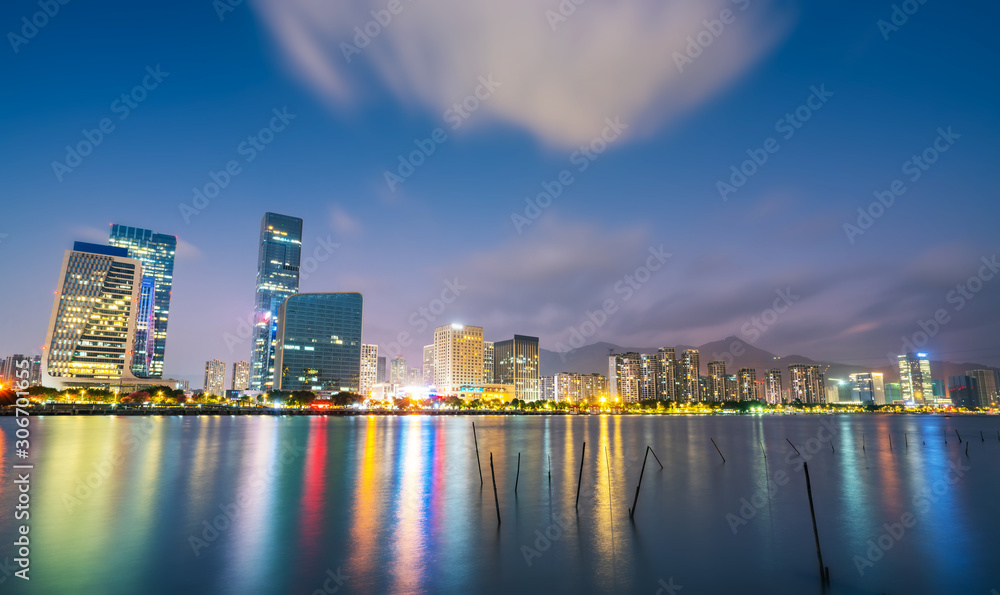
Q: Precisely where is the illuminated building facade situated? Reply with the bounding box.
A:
[433,324,484,395]
[376,356,387,383]
[788,364,825,404]
[360,344,379,394]
[967,369,998,407]
[483,341,495,384]
[554,372,607,402]
[850,372,885,405]
[707,360,727,402]
[251,212,302,390]
[495,335,540,401]
[108,224,176,378]
[897,352,933,405]
[390,356,407,385]
[422,344,434,386]
[657,347,679,400]
[274,292,363,392]
[681,349,701,401]
[640,353,662,400]
[738,368,758,401]
[764,369,783,404]
[609,352,641,403]
[204,359,226,396]
[131,276,156,377]
[231,360,250,391]
[42,242,143,389]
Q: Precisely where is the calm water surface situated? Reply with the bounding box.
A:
[1,414,998,594]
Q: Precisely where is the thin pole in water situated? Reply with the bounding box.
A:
[759,440,766,460]
[862,433,866,453]
[473,422,483,486]
[490,452,500,525]
[648,446,664,469]
[965,442,969,458]
[786,438,801,456]
[803,462,828,585]
[548,455,551,483]
[955,429,962,443]
[981,430,985,443]
[515,452,521,495]
[711,438,726,463]
[889,433,892,452]
[905,432,908,450]
[575,442,586,509]
[628,446,652,519]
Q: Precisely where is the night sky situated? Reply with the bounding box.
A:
[2,0,999,386]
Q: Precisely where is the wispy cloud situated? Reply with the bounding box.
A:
[250,0,796,147]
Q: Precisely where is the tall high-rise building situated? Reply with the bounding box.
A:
[681,349,701,401]
[232,360,251,391]
[360,344,379,395]
[273,292,363,392]
[108,224,176,378]
[422,345,435,386]
[764,369,783,404]
[390,357,407,385]
[707,360,727,402]
[407,368,422,385]
[966,370,998,407]
[885,382,903,403]
[738,368,758,401]
[897,352,933,405]
[495,335,540,402]
[554,372,607,402]
[788,364,825,404]
[42,242,143,389]
[850,372,885,405]
[433,324,484,395]
[657,347,678,400]
[640,353,662,401]
[131,276,156,377]
[204,359,226,396]
[1,355,31,389]
[609,352,641,403]
[948,375,981,409]
[540,375,555,401]
[376,356,387,383]
[483,341,495,384]
[251,213,303,391]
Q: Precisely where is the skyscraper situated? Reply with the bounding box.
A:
[376,356,387,384]
[360,344,379,395]
[422,344,435,386]
[204,359,226,396]
[657,347,678,400]
[738,368,758,401]
[273,292,363,392]
[108,224,176,378]
[640,353,662,401]
[609,352,641,403]
[390,356,407,385]
[850,372,885,405]
[131,276,156,377]
[495,335,540,401]
[681,349,701,401]
[251,213,303,390]
[948,375,981,409]
[897,352,933,405]
[788,364,825,404]
[764,369,783,404]
[483,341,495,384]
[707,360,727,402]
[433,324,484,395]
[966,369,998,407]
[41,242,143,389]
[232,360,251,391]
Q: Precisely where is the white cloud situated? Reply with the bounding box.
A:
[250,0,796,147]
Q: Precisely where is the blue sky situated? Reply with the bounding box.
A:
[2,0,999,384]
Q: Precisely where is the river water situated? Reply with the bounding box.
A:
[0,414,997,594]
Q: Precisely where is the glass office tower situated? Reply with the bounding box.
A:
[109,224,177,378]
[495,335,540,402]
[273,292,363,392]
[251,212,303,390]
[132,276,156,377]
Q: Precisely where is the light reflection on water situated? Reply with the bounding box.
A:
[0,414,998,594]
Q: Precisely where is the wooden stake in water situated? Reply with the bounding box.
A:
[628,446,653,519]
[981,430,985,442]
[515,452,521,495]
[955,429,962,443]
[786,438,801,456]
[548,455,551,483]
[965,442,969,458]
[648,446,664,469]
[802,462,828,585]
[905,432,908,450]
[889,433,892,452]
[575,442,586,509]
[862,433,866,453]
[490,452,501,525]
[711,438,726,463]
[759,440,767,460]
[473,422,483,486]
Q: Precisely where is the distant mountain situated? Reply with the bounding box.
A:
[539,337,999,383]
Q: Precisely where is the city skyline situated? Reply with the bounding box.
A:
[2,2,999,386]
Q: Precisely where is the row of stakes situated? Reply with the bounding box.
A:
[473,422,1000,588]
